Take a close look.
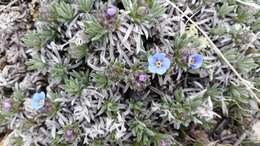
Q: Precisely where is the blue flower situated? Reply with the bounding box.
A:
[148,53,171,75]
[190,54,203,69]
[32,91,46,110]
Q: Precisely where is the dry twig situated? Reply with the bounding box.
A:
[165,0,260,104]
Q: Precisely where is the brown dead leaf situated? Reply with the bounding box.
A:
[191,129,210,145]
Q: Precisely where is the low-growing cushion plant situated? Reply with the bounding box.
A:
[0,0,260,146]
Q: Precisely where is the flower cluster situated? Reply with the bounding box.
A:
[148,51,204,75]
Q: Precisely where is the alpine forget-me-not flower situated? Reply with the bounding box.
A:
[148,53,171,75]
[32,91,46,110]
[189,54,203,69]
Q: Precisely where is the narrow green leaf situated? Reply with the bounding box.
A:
[218,3,237,18]
[78,0,94,12]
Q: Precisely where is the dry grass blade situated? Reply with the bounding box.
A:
[165,0,260,104]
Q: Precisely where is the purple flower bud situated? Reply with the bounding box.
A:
[106,5,117,17]
[138,74,147,82]
[2,99,12,112]
[65,128,75,142]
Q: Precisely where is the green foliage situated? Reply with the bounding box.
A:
[146,0,166,20]
[48,90,61,102]
[78,0,93,13]
[129,120,168,146]
[49,1,75,23]
[210,23,228,35]
[254,77,260,88]
[129,100,144,112]
[52,137,69,146]
[223,48,240,63]
[174,33,191,50]
[22,29,56,49]
[223,48,258,74]
[0,112,8,123]
[12,84,26,102]
[229,84,249,99]
[84,19,108,41]
[202,0,216,5]
[13,137,24,146]
[89,140,102,146]
[226,0,237,5]
[252,19,260,31]
[218,3,237,18]
[226,84,253,115]
[70,70,89,86]
[160,88,204,127]
[64,77,84,96]
[236,57,258,73]
[53,144,68,146]
[193,143,204,146]
[95,68,126,93]
[26,58,47,71]
[122,0,165,23]
[92,72,112,89]
[129,120,155,145]
[50,64,68,81]
[98,98,119,117]
[235,7,252,23]
[69,43,89,59]
[64,71,89,96]
[205,85,222,98]
[6,0,260,145]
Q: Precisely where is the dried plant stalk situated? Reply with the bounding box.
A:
[165,0,260,103]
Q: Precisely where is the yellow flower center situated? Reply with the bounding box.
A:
[156,61,162,68]
[190,58,195,64]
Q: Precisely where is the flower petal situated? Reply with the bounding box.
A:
[148,64,158,73]
[162,57,171,70]
[153,53,166,61]
[32,92,45,100]
[32,91,46,110]
[191,54,203,69]
[156,67,167,75]
[32,99,45,110]
[148,55,156,64]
